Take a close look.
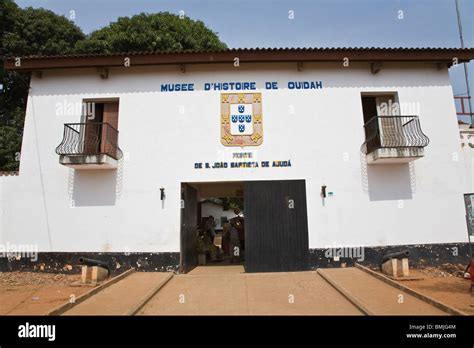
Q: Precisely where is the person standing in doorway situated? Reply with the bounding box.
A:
[229,220,241,263]
[205,215,216,244]
[233,209,245,253]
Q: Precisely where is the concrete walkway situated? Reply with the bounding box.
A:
[187,265,245,275]
[58,266,451,315]
[317,268,447,315]
[63,272,172,315]
[138,266,362,315]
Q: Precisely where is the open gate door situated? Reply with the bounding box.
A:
[180,184,198,273]
[244,180,309,272]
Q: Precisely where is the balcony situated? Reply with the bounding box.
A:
[55,123,122,169]
[361,116,429,164]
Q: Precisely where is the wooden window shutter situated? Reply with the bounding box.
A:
[101,102,119,158]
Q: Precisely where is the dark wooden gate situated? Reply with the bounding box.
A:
[244,180,309,272]
[180,183,198,273]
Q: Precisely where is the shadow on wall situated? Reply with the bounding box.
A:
[68,159,123,207]
[360,153,416,201]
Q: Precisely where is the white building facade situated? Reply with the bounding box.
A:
[1,48,473,273]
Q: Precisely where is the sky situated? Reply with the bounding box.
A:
[15,0,474,122]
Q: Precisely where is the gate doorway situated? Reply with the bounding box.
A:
[180,182,244,273]
[180,180,309,273]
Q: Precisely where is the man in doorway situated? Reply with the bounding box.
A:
[205,215,216,244]
[229,220,241,263]
[233,209,245,253]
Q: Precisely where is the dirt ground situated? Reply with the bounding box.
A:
[394,268,473,315]
[0,272,90,315]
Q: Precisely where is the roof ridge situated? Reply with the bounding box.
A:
[9,47,474,60]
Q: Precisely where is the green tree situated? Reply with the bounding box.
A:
[0,107,23,171]
[3,6,85,56]
[75,12,227,54]
[1,1,85,170]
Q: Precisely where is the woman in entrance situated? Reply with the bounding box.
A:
[233,209,245,253]
[229,220,241,263]
[205,215,216,244]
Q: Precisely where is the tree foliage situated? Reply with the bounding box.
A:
[3,6,85,57]
[0,107,23,171]
[76,12,227,54]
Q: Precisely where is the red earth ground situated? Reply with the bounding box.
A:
[394,269,473,315]
[0,272,90,315]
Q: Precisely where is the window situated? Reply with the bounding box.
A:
[221,216,229,227]
[361,93,399,123]
[83,99,119,158]
[361,93,406,148]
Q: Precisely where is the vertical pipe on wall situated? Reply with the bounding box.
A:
[455,0,473,127]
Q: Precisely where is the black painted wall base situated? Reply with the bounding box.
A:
[0,243,471,274]
[0,252,180,275]
[309,242,472,270]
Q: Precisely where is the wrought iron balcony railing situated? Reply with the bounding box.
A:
[55,123,122,160]
[361,116,429,155]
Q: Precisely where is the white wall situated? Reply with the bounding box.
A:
[0,62,469,252]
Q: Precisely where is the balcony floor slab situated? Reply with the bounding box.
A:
[59,154,118,169]
[366,147,425,164]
